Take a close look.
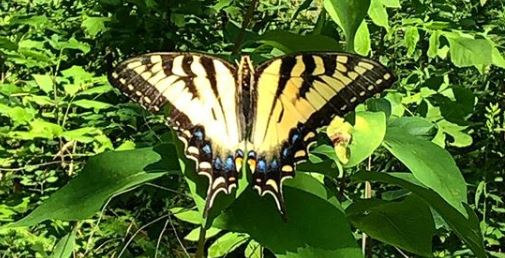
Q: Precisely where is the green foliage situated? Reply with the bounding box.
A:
[1,0,504,257]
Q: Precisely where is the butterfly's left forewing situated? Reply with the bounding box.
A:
[249,53,396,214]
[109,53,244,213]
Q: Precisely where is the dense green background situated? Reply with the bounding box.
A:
[0,0,504,257]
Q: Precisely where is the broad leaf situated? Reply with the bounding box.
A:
[6,145,178,228]
[208,232,249,258]
[383,127,467,215]
[324,0,371,50]
[444,33,493,67]
[346,111,386,167]
[347,195,435,256]
[351,172,485,258]
[213,174,362,258]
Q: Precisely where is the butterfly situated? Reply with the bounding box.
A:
[109,52,395,216]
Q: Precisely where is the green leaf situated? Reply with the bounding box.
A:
[184,227,221,242]
[171,208,201,225]
[368,0,389,30]
[444,34,493,67]
[346,111,386,167]
[60,127,102,143]
[50,231,76,258]
[33,74,54,93]
[383,127,467,215]
[258,31,341,53]
[0,36,18,50]
[347,195,434,256]
[437,120,473,147]
[428,30,441,58]
[324,0,371,51]
[381,0,400,8]
[354,22,371,56]
[208,232,249,258]
[5,145,178,228]
[245,240,262,258]
[404,26,420,57]
[351,172,485,258]
[72,99,112,111]
[388,117,437,141]
[81,16,110,37]
[213,174,362,258]
[491,46,505,68]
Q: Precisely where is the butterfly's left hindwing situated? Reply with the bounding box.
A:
[109,53,244,213]
[249,53,396,214]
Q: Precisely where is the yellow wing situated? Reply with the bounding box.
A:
[109,52,244,212]
[249,53,396,214]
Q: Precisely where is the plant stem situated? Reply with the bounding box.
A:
[232,0,259,55]
[362,156,373,257]
[195,216,208,258]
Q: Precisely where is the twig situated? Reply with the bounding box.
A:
[167,211,190,257]
[144,182,193,199]
[362,156,373,257]
[232,0,260,55]
[394,247,410,258]
[154,217,170,258]
[0,160,62,172]
[117,214,170,258]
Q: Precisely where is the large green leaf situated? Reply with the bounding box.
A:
[346,111,386,167]
[6,144,178,228]
[213,174,362,258]
[324,0,371,50]
[383,126,467,215]
[351,172,485,258]
[444,33,493,67]
[346,195,435,256]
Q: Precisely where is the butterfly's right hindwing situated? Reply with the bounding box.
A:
[109,53,244,213]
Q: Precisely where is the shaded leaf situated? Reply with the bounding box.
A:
[5,144,178,227]
[213,174,362,258]
[351,172,485,258]
[324,0,371,50]
[347,195,434,256]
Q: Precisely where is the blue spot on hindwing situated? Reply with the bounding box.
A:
[257,159,267,174]
[213,157,223,170]
[282,147,291,159]
[291,132,301,144]
[270,159,279,170]
[193,127,204,141]
[224,156,234,171]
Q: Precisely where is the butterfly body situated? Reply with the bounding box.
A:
[109,52,395,215]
